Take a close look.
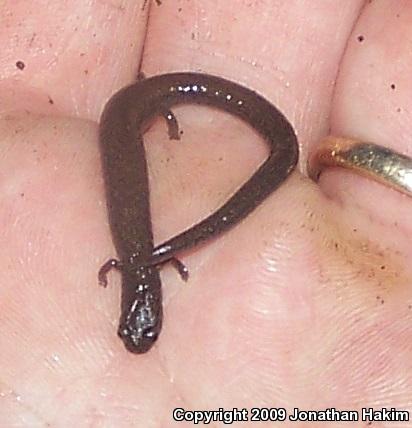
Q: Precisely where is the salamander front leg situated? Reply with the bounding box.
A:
[98,258,123,287]
[143,255,189,282]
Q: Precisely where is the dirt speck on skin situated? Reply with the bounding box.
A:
[301,195,410,311]
[325,227,404,291]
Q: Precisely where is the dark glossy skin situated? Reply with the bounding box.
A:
[98,72,298,354]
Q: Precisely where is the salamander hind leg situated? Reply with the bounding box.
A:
[137,70,180,140]
[170,257,189,281]
[159,108,180,141]
[135,72,181,140]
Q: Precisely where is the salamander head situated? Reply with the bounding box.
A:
[118,323,159,354]
[118,294,162,354]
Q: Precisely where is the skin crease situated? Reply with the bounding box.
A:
[1,0,412,426]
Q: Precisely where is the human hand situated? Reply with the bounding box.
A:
[1,1,411,426]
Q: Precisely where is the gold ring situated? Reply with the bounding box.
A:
[307,136,412,197]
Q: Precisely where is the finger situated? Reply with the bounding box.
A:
[0,1,149,119]
[305,0,412,414]
[313,1,412,234]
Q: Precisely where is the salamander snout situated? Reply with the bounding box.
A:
[118,323,158,354]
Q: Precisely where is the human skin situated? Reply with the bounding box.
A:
[1,1,412,427]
